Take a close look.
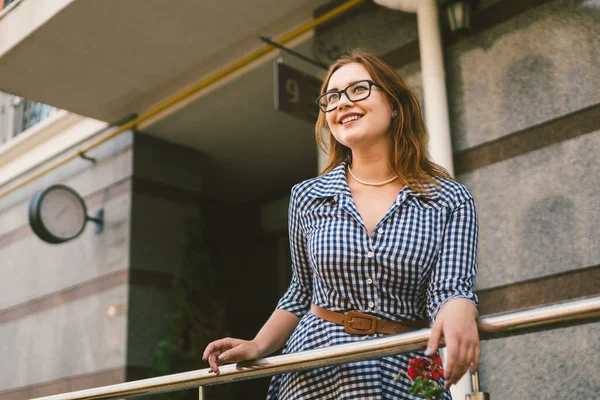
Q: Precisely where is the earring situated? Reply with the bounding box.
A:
[392,110,398,119]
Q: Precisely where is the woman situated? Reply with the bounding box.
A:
[203,49,480,399]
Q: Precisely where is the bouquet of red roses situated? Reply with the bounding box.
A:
[395,354,445,399]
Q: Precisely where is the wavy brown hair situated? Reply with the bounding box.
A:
[316,49,453,193]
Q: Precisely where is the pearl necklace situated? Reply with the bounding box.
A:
[348,166,398,187]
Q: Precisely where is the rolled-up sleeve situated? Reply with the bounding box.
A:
[276,187,313,318]
[427,197,479,322]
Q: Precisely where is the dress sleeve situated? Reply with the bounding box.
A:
[275,186,313,318]
[427,197,479,322]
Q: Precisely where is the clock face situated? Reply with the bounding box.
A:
[29,185,88,243]
[39,188,86,239]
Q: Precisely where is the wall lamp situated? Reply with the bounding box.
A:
[442,0,478,34]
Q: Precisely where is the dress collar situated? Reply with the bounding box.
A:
[306,161,440,201]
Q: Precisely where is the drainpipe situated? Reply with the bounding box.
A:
[373,3,468,399]
[374,0,455,175]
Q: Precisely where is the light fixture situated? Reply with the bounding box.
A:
[443,0,478,34]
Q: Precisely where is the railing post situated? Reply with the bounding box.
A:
[198,386,204,400]
[465,371,490,400]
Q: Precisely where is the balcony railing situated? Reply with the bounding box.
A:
[0,92,57,146]
[29,296,600,400]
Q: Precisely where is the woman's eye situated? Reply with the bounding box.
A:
[327,93,339,102]
[353,85,368,93]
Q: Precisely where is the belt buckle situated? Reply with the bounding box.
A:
[343,311,377,335]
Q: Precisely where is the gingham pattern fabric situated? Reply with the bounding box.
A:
[267,162,479,400]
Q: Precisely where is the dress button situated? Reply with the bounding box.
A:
[368,301,375,308]
[367,251,374,258]
[366,278,373,284]
[377,228,384,234]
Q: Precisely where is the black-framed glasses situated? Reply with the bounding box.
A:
[315,80,382,112]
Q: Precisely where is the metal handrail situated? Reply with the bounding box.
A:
[32,296,600,400]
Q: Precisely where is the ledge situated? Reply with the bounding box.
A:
[0,112,108,188]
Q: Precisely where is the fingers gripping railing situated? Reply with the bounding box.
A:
[33,296,600,400]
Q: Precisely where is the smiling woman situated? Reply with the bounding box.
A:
[203,49,480,400]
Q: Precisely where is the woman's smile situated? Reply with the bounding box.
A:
[338,112,364,126]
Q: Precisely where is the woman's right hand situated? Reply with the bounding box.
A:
[202,338,262,376]
[203,309,300,375]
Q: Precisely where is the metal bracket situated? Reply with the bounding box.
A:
[466,371,490,400]
[87,208,104,234]
[259,36,329,70]
[79,151,97,163]
[466,393,490,400]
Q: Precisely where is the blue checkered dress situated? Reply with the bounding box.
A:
[266,162,479,400]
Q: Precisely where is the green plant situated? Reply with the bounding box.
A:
[152,216,230,400]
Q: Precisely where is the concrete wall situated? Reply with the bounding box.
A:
[316,0,600,398]
[444,1,600,396]
[445,0,600,283]
[127,133,206,372]
[0,131,133,397]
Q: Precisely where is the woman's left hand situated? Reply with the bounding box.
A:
[426,298,479,389]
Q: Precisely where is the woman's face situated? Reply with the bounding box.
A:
[325,62,394,152]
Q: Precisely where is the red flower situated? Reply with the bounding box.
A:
[398,354,445,399]
[409,357,430,374]
[407,357,436,381]
[407,366,419,380]
[430,354,444,382]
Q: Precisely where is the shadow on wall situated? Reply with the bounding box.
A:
[520,195,581,276]
[502,54,558,128]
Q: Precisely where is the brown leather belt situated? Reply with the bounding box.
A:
[310,304,429,335]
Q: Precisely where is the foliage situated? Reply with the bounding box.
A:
[407,376,445,399]
[152,216,230,400]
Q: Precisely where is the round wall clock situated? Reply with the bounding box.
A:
[28,184,103,244]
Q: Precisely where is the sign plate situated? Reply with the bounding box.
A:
[275,60,322,124]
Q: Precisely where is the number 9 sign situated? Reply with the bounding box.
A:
[275,60,322,124]
[285,79,300,104]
